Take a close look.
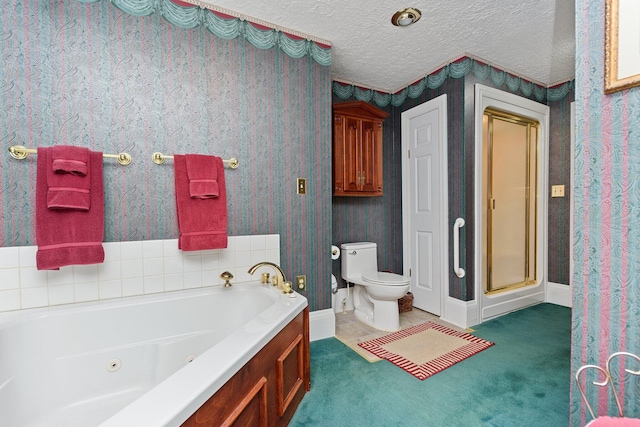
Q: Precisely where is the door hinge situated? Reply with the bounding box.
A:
[408,150,411,159]
[409,268,412,277]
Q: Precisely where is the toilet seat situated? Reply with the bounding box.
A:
[362,271,410,286]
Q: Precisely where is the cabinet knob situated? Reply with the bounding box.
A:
[358,171,366,187]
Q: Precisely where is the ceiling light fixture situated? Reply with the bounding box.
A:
[391,7,421,27]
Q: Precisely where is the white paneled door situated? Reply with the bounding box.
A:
[402,95,448,315]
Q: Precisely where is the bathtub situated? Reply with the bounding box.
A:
[0,283,308,427]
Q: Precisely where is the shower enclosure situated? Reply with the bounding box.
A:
[474,85,548,324]
[482,109,539,294]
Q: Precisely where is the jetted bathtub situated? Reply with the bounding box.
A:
[0,283,308,426]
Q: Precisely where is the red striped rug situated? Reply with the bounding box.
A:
[357,321,494,380]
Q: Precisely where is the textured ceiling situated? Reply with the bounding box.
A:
[198,0,575,93]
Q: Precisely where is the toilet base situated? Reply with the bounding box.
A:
[354,285,401,331]
[332,288,354,314]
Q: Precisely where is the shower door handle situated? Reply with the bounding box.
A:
[453,218,465,278]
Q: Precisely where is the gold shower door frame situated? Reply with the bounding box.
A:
[484,108,539,294]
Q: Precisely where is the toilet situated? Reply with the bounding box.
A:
[340,242,410,331]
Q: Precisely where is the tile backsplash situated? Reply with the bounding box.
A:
[0,234,280,313]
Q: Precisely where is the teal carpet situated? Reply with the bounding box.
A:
[290,303,571,427]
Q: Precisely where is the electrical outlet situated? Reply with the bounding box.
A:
[551,185,565,198]
[296,275,306,290]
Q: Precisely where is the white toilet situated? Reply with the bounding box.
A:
[340,242,410,331]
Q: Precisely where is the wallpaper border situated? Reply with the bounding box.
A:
[76,0,332,66]
[333,57,574,106]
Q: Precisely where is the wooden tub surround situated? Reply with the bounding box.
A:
[183,307,310,426]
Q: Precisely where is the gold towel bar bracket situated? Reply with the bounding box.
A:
[8,145,132,166]
[152,152,239,169]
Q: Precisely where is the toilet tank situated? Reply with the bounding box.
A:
[341,242,378,280]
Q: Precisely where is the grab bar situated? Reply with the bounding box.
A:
[453,218,465,278]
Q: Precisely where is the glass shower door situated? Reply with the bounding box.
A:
[484,109,538,293]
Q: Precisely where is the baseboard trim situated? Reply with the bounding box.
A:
[441,283,571,330]
[309,308,336,341]
[483,291,545,320]
[441,297,479,329]
[546,282,572,307]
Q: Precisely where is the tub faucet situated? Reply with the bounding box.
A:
[248,262,286,289]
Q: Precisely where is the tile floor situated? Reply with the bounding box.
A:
[334,307,464,362]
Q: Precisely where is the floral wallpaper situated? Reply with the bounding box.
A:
[0,0,333,310]
[572,0,640,424]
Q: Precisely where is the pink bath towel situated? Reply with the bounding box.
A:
[47,146,91,211]
[36,147,105,270]
[185,154,219,198]
[51,145,88,176]
[174,154,227,251]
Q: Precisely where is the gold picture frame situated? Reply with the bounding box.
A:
[605,0,640,94]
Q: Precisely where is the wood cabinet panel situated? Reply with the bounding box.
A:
[220,377,268,427]
[276,334,304,417]
[182,308,309,427]
[333,101,388,197]
[343,117,360,193]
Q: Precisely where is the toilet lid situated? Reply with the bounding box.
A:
[362,272,410,286]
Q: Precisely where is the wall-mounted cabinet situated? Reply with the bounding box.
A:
[333,101,389,197]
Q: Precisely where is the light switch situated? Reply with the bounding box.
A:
[551,185,565,198]
[297,178,306,195]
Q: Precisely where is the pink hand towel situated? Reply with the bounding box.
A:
[36,147,105,270]
[174,154,227,251]
[51,145,89,176]
[185,154,219,198]
[47,146,91,211]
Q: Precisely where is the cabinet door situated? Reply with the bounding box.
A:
[332,116,345,195]
[360,120,383,194]
[343,117,361,193]
[332,102,386,197]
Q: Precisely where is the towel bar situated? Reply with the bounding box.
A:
[152,152,239,169]
[8,145,132,166]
